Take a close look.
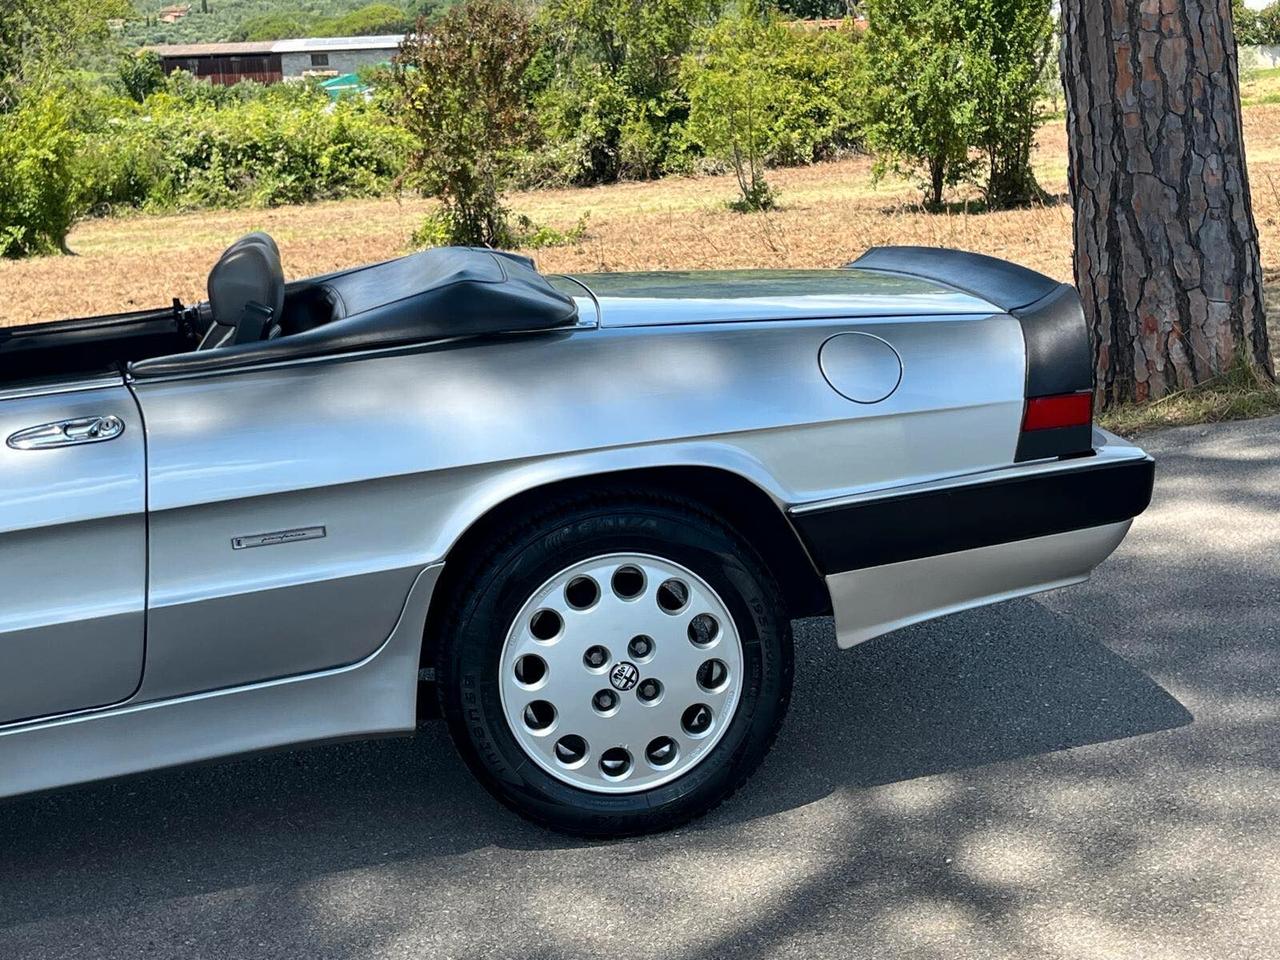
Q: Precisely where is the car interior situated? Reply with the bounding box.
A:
[0,234,581,385]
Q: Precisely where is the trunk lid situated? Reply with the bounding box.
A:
[563,269,1000,328]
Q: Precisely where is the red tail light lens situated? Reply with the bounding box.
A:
[1022,392,1093,431]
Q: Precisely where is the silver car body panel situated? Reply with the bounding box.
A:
[0,380,147,724]
[826,520,1133,648]
[0,564,440,799]
[127,309,1023,699]
[0,265,1151,799]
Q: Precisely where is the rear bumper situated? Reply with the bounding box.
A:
[790,430,1153,647]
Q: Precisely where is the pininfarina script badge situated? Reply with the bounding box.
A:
[231,526,327,550]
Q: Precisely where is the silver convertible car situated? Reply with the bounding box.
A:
[0,237,1153,835]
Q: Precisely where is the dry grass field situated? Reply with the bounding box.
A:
[6,94,1280,335]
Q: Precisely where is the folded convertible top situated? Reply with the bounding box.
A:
[131,246,580,377]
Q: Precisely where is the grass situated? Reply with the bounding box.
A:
[1100,362,1280,435]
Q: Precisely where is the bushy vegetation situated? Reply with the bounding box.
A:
[82,74,412,214]
[1235,0,1280,46]
[0,89,82,257]
[684,2,861,211]
[859,0,1054,209]
[393,0,537,246]
[527,0,723,186]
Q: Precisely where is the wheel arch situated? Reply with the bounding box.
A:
[420,465,831,671]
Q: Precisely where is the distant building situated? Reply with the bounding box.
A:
[157,4,191,25]
[149,35,402,86]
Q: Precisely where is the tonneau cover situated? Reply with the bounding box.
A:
[131,247,579,377]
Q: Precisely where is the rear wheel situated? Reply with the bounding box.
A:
[435,493,793,837]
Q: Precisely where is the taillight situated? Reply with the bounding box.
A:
[1022,392,1092,431]
[1016,390,1094,462]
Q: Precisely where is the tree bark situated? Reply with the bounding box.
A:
[1061,0,1274,407]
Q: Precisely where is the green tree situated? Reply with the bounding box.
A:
[686,4,783,211]
[859,0,976,207]
[392,0,537,247]
[1,0,129,256]
[118,50,166,103]
[686,3,863,210]
[1,0,129,109]
[0,90,81,257]
[1259,2,1280,44]
[959,0,1054,209]
[1234,0,1264,44]
[533,0,722,184]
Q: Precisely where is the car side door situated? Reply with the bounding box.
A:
[0,380,147,724]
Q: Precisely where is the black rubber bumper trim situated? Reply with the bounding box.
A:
[791,456,1155,575]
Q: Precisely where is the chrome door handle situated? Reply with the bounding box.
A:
[7,416,126,450]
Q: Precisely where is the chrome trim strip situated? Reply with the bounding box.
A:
[550,275,602,328]
[0,373,124,402]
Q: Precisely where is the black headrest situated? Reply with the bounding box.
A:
[208,233,285,333]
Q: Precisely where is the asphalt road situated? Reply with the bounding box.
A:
[2,417,1278,960]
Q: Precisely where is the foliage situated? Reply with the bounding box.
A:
[859,0,977,207]
[685,0,863,210]
[322,3,416,35]
[1,0,130,110]
[233,13,314,41]
[0,1,129,257]
[859,0,1053,209]
[685,4,786,211]
[78,75,412,213]
[118,50,166,102]
[0,87,82,257]
[413,210,590,249]
[957,0,1055,209]
[393,0,538,247]
[530,0,722,185]
[1234,0,1280,46]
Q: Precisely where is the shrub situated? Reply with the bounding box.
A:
[685,4,790,212]
[531,0,721,185]
[959,0,1055,209]
[860,0,1054,209]
[117,50,165,103]
[859,0,977,208]
[684,4,864,211]
[79,77,413,214]
[393,0,538,247]
[0,88,81,257]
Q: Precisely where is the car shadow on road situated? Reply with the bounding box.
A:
[0,595,1190,936]
[744,600,1192,809]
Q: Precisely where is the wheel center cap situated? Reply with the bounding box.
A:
[609,661,640,692]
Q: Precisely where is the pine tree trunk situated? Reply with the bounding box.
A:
[1061,0,1274,407]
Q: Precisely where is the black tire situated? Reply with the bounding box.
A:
[435,491,793,838]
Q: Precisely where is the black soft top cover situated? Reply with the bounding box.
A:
[131,246,579,377]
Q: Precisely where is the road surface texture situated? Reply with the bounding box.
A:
[1,417,1277,960]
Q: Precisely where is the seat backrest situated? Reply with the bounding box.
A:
[199,233,285,350]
